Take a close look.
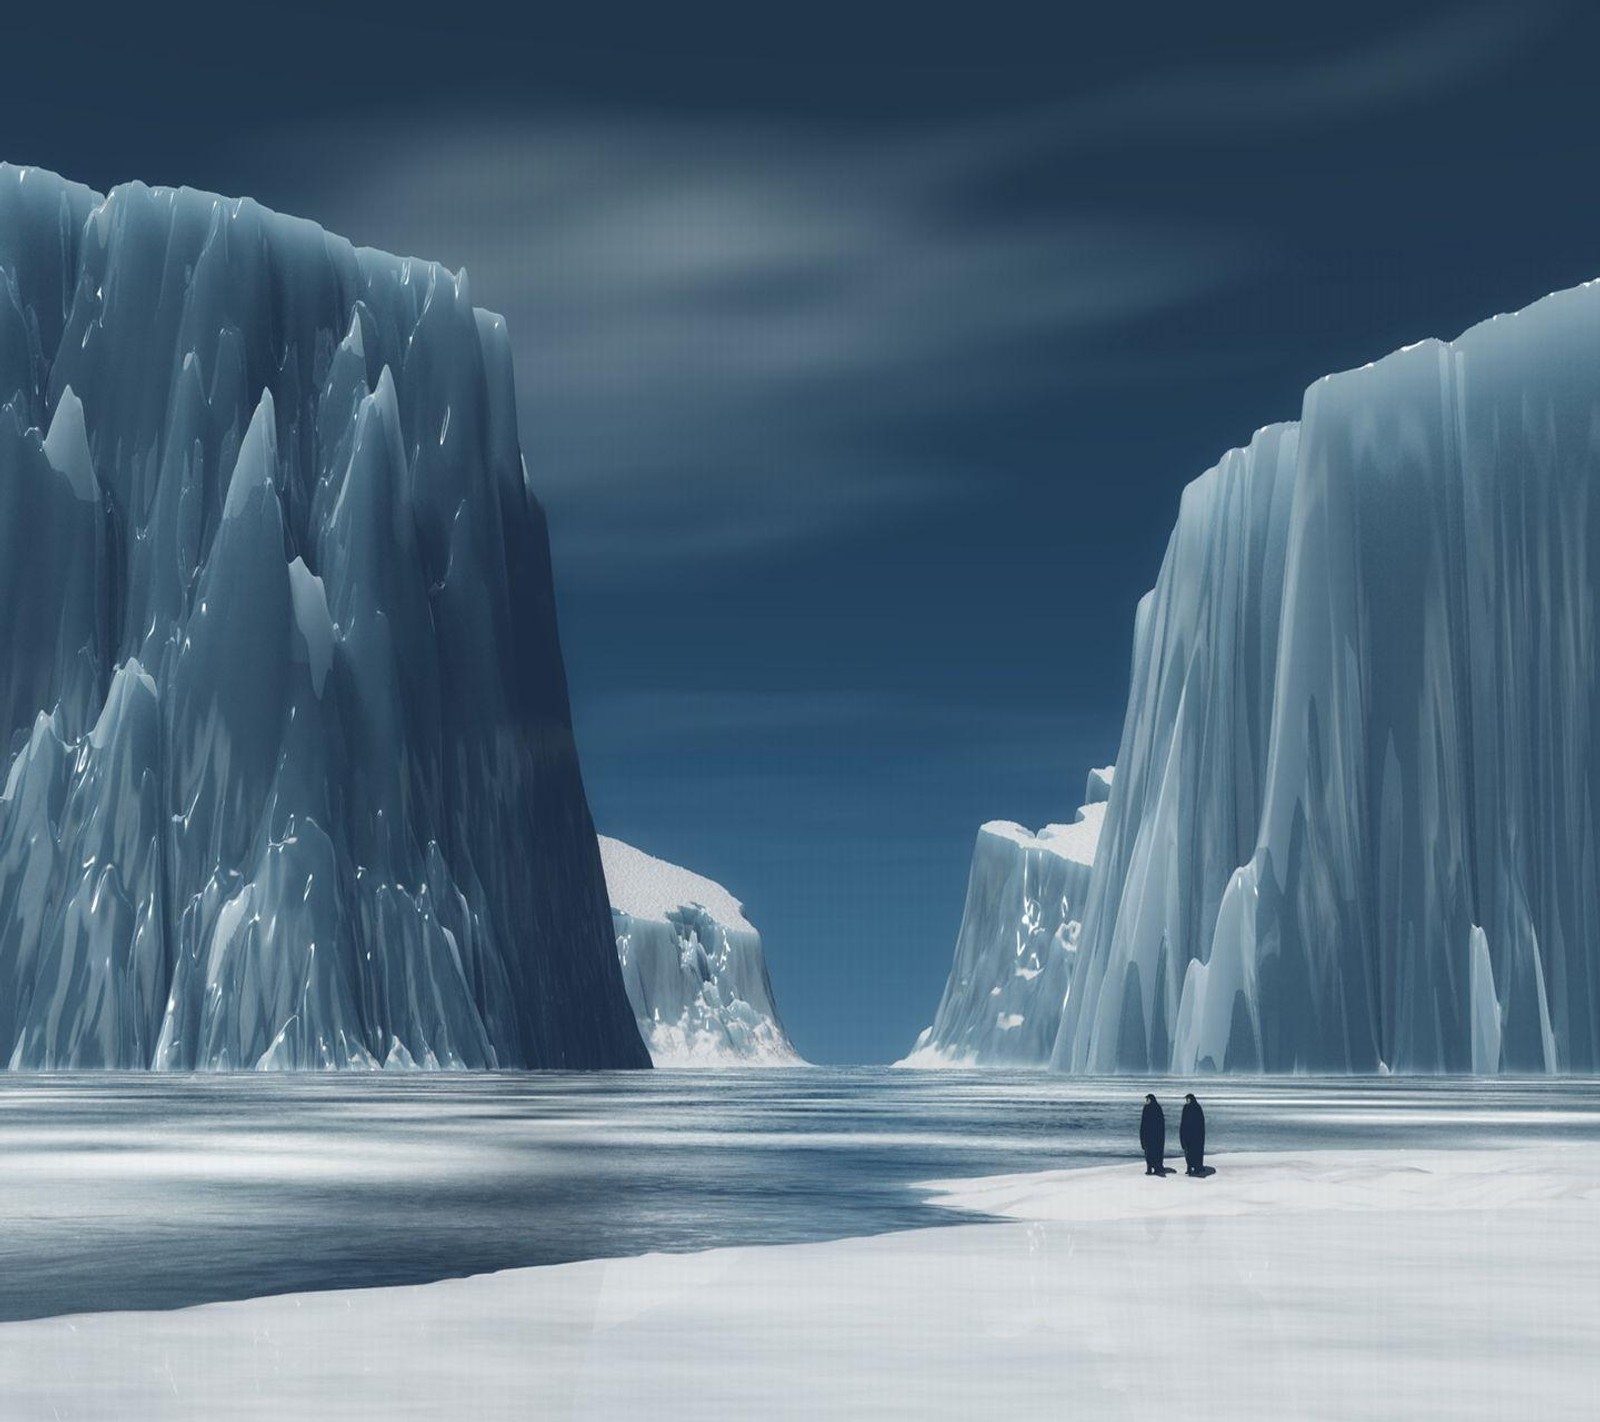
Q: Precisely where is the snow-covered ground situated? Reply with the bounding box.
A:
[5,1144,1595,1419]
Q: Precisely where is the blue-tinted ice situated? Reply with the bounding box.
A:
[0,1071,1589,1321]
[0,166,647,1069]
[1063,286,1600,1073]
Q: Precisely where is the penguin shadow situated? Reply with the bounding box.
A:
[1146,1164,1177,1176]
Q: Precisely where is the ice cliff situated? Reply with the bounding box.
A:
[903,769,1112,1067]
[0,164,649,1069]
[1058,280,1600,1074]
[599,836,799,1065]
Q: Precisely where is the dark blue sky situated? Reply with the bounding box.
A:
[7,1,1600,1060]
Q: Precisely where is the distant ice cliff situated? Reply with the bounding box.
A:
[600,837,799,1065]
[903,769,1112,1067]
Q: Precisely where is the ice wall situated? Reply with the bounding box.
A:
[600,837,799,1065]
[0,164,649,1069]
[1056,428,1297,1072]
[904,769,1113,1067]
[1059,281,1600,1074]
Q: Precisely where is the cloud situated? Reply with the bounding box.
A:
[256,116,1258,569]
[992,1,1570,152]
[250,3,1559,573]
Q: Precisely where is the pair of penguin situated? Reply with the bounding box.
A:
[1140,1092,1204,1175]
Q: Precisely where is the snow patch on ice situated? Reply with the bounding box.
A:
[40,387,97,501]
[922,1145,1600,1223]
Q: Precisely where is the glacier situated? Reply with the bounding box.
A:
[600,836,799,1065]
[1058,280,1600,1074]
[0,164,649,1069]
[903,768,1112,1067]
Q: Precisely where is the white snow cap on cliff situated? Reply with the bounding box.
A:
[599,837,755,933]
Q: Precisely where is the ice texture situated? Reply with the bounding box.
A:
[0,165,648,1069]
[9,1144,1594,1419]
[600,837,799,1065]
[903,769,1113,1067]
[1060,281,1600,1073]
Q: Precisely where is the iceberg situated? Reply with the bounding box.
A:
[903,769,1112,1067]
[600,836,799,1065]
[0,164,648,1069]
[1058,280,1600,1073]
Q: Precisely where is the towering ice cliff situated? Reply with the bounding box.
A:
[599,836,799,1065]
[0,164,649,1069]
[903,768,1112,1067]
[1056,428,1296,1073]
[1058,281,1600,1074]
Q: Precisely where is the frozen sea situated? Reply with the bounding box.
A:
[0,1071,1595,1320]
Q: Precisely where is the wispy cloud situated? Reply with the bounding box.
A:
[261,117,1258,567]
[1021,2,1567,146]
[256,3,1560,573]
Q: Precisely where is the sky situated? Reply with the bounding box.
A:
[6,0,1600,1060]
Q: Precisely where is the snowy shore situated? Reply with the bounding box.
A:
[4,1146,1596,1419]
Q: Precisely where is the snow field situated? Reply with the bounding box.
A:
[4,1145,1594,1419]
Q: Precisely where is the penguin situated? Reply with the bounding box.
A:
[1180,1093,1206,1175]
[1139,1093,1165,1174]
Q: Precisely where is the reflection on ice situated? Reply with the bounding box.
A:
[0,1071,1591,1320]
[3,1141,1595,1419]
